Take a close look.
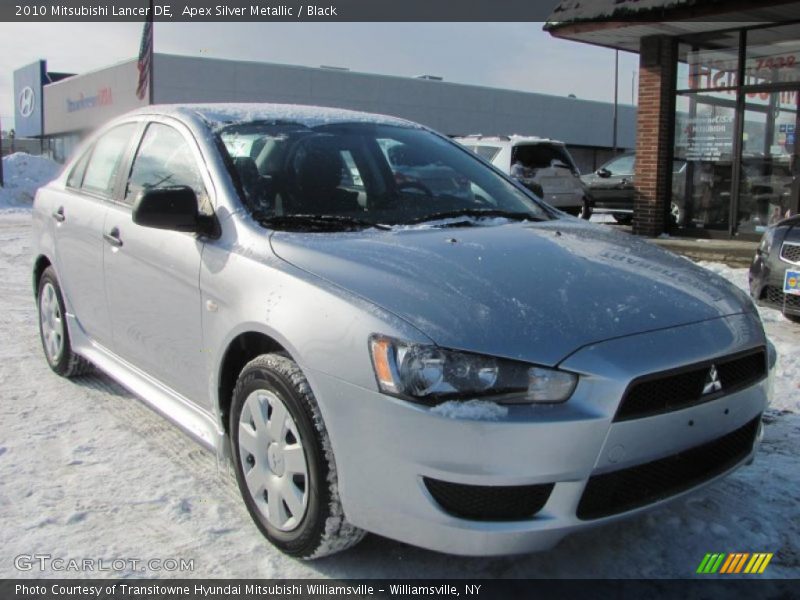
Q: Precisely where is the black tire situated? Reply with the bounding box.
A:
[230,353,365,559]
[36,266,93,377]
[612,213,633,224]
[785,312,800,324]
[579,202,593,220]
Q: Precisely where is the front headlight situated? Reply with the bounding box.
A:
[369,335,577,404]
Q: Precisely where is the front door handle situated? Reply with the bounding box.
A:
[103,227,123,248]
[52,207,65,222]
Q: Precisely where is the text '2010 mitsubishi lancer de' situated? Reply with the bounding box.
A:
[32,104,775,558]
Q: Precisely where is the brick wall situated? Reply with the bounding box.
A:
[633,36,677,237]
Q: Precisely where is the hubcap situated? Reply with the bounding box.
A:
[238,390,309,531]
[39,282,64,364]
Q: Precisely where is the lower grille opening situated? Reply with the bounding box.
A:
[761,285,800,311]
[577,416,760,520]
[423,478,554,521]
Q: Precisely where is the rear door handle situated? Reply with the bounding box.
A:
[52,207,65,222]
[103,227,123,248]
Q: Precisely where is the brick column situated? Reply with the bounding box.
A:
[633,36,677,237]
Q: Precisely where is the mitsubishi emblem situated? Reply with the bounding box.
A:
[703,364,722,395]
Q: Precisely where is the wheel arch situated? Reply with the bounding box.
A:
[32,254,53,297]
[216,329,294,436]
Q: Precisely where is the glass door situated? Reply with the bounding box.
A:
[736,88,800,235]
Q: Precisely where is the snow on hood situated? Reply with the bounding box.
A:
[270,219,756,366]
[0,153,60,212]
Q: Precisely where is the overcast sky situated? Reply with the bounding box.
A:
[0,22,639,129]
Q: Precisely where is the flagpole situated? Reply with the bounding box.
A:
[148,0,154,105]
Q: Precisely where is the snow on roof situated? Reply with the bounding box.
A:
[455,134,566,145]
[545,0,723,28]
[140,103,422,130]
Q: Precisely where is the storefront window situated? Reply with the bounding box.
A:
[673,93,736,231]
[671,25,800,237]
[745,24,800,87]
[677,33,740,93]
[737,89,799,234]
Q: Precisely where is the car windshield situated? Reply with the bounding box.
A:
[217,121,551,229]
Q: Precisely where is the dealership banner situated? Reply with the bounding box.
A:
[1,579,798,599]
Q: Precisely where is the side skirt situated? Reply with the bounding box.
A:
[66,312,228,461]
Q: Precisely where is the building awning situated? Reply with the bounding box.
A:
[544,0,800,52]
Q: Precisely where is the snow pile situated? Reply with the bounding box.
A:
[431,399,509,421]
[0,153,59,212]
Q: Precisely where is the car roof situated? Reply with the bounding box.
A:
[128,103,423,130]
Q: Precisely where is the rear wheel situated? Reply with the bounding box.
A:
[37,267,92,377]
[612,213,633,224]
[230,353,365,558]
[785,313,800,324]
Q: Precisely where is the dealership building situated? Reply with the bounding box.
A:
[547,0,800,240]
[12,53,636,174]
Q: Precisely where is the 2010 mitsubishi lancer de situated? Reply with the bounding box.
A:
[32,104,775,559]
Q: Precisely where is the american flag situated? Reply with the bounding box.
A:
[136,16,153,101]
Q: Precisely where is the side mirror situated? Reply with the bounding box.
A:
[597,167,612,178]
[132,186,205,233]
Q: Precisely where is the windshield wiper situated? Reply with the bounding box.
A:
[258,214,391,232]
[404,208,544,226]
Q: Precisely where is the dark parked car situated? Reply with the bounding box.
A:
[750,214,800,322]
[582,153,687,224]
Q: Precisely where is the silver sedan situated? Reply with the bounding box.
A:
[32,104,775,558]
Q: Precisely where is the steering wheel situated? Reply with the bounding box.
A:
[396,181,434,197]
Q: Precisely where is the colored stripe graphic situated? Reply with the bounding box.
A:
[698,552,774,574]
[697,553,726,574]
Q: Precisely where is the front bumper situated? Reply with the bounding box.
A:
[306,312,771,556]
[750,245,800,317]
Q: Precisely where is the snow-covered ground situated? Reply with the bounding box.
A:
[0,153,60,212]
[0,155,798,578]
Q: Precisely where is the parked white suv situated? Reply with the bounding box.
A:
[455,135,591,218]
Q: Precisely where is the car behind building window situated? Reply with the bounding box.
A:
[81,123,138,197]
[125,122,211,214]
[603,154,635,175]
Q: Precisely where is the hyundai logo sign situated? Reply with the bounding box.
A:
[18,86,35,118]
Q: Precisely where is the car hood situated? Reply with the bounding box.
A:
[270,219,755,366]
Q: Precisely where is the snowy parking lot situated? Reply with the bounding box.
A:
[0,157,798,579]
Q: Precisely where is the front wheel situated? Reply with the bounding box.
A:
[230,353,365,558]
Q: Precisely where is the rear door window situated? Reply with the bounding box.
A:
[66,150,91,189]
[81,124,138,197]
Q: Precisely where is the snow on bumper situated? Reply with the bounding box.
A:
[305,312,771,556]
